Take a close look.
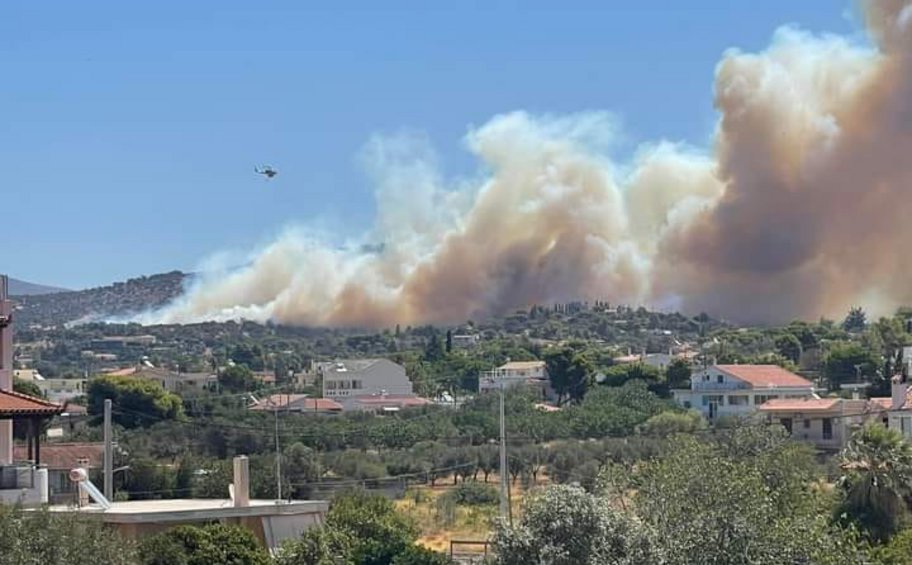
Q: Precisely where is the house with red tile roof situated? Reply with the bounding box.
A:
[249,394,343,414]
[673,364,817,421]
[13,442,104,503]
[758,397,886,450]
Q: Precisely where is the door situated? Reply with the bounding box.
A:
[708,401,718,420]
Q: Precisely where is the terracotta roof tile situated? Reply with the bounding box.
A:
[870,397,893,410]
[0,389,64,416]
[716,365,813,388]
[13,442,104,469]
[758,398,839,412]
[250,395,343,412]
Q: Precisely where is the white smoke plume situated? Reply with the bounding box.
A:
[145,0,912,327]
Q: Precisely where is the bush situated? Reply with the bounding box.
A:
[449,481,499,506]
[138,523,270,565]
[0,506,136,565]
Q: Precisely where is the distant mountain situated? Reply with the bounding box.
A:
[12,271,188,327]
[8,277,69,296]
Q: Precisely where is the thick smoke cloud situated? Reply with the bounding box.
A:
[145,0,912,327]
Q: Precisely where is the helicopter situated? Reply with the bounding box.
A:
[255,165,278,179]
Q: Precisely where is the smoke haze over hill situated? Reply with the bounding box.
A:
[143,0,912,328]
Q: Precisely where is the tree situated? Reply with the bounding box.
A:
[87,375,183,428]
[774,333,803,364]
[138,523,270,565]
[392,545,455,565]
[823,342,880,390]
[665,359,691,389]
[544,346,594,404]
[637,410,705,436]
[219,364,256,393]
[423,333,445,363]
[838,424,912,542]
[625,428,868,565]
[491,484,661,565]
[843,306,868,332]
[278,491,424,565]
[13,377,44,399]
[568,380,670,439]
[0,506,136,565]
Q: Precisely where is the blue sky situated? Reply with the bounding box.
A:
[1,1,856,289]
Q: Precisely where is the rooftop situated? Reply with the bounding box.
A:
[759,398,840,412]
[250,395,343,412]
[0,389,64,416]
[13,442,104,469]
[349,395,430,407]
[499,361,546,371]
[47,498,328,524]
[715,364,813,388]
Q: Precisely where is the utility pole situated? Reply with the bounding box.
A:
[499,381,512,525]
[275,400,282,500]
[103,398,113,500]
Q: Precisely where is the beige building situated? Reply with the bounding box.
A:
[131,367,217,395]
[758,397,885,450]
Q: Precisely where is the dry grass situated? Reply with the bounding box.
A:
[397,472,547,554]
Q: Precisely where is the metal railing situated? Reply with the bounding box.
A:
[0,464,35,490]
[691,381,748,391]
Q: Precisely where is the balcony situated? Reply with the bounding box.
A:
[691,381,748,391]
[0,463,48,505]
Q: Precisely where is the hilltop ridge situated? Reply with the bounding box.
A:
[13,271,187,327]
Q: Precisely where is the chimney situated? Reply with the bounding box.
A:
[232,455,250,507]
[892,374,909,411]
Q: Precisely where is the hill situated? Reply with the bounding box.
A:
[8,277,69,296]
[13,271,187,327]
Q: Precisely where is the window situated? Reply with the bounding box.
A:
[822,418,833,440]
[352,380,363,390]
[754,395,779,405]
[717,374,724,384]
[728,395,749,406]
[780,418,793,434]
[803,419,811,429]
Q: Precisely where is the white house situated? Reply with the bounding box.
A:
[673,364,816,421]
[320,359,414,400]
[478,360,553,400]
[14,370,86,403]
[131,367,217,395]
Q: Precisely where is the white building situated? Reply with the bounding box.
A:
[673,364,816,421]
[49,456,327,552]
[479,360,552,400]
[131,367,218,395]
[320,359,414,400]
[14,370,86,403]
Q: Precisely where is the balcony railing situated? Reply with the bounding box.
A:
[691,381,748,391]
[0,464,36,490]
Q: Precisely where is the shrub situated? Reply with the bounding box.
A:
[449,481,499,506]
